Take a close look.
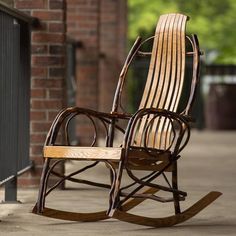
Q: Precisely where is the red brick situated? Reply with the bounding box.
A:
[31,157,44,166]
[67,0,87,5]
[32,56,65,66]
[30,166,45,177]
[49,0,65,9]
[49,45,65,55]
[32,10,63,21]
[49,67,65,76]
[31,45,48,54]
[30,133,47,143]
[18,178,41,187]
[48,89,64,98]
[48,22,65,33]
[14,0,68,187]
[31,67,48,77]
[15,0,45,9]
[32,32,65,43]
[32,22,47,31]
[32,122,52,132]
[31,145,43,155]
[31,100,62,110]
[32,78,64,88]
[30,111,47,120]
[31,88,46,98]
[48,111,61,120]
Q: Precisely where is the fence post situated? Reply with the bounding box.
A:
[4,176,18,203]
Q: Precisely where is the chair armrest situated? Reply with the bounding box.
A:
[110,111,132,120]
[45,107,132,146]
[122,108,191,158]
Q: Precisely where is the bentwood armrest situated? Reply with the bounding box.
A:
[45,107,132,145]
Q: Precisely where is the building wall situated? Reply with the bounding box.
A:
[67,0,127,145]
[99,0,127,112]
[15,0,67,186]
[13,0,127,186]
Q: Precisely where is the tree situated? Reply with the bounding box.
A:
[128,0,236,64]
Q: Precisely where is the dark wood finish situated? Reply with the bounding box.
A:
[32,187,160,222]
[113,192,222,227]
[33,13,222,227]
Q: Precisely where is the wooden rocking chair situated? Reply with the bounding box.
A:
[33,13,222,227]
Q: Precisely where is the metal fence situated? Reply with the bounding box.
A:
[0,2,36,202]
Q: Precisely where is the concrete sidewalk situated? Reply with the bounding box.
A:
[0,131,236,235]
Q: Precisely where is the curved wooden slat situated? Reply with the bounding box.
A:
[112,191,222,227]
[133,14,188,150]
[135,14,167,147]
[152,14,177,149]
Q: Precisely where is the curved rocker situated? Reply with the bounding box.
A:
[32,187,159,222]
[112,191,222,227]
[32,206,108,222]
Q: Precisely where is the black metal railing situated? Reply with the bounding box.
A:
[0,2,37,202]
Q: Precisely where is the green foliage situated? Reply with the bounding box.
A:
[128,0,236,64]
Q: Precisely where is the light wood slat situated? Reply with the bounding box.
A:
[162,14,186,149]
[167,14,183,112]
[44,146,122,160]
[162,14,180,149]
[173,15,187,111]
[163,15,187,149]
[139,15,165,109]
[131,14,188,150]
[158,14,185,149]
[146,14,171,108]
[44,146,171,162]
[152,14,176,149]
[170,14,187,111]
[157,14,181,149]
[149,14,173,148]
[135,14,169,147]
[152,14,174,109]
[134,15,167,147]
[164,14,179,111]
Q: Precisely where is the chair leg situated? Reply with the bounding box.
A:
[172,161,181,214]
[35,158,50,214]
[109,169,114,185]
[107,160,124,216]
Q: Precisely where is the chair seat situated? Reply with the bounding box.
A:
[44,146,172,171]
[44,146,122,161]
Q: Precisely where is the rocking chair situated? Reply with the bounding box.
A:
[33,13,222,227]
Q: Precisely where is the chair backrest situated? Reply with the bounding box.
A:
[135,13,188,149]
[139,13,187,112]
[112,13,200,150]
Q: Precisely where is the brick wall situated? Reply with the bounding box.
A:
[67,0,100,145]
[13,0,127,186]
[15,0,67,187]
[67,0,127,145]
[99,0,127,112]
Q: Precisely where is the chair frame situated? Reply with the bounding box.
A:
[33,13,222,227]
